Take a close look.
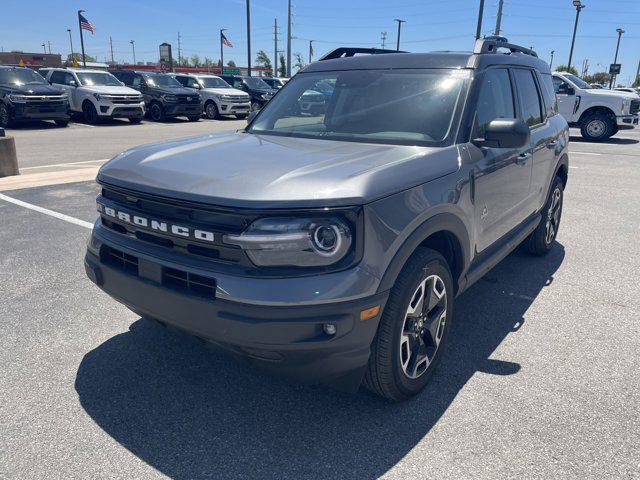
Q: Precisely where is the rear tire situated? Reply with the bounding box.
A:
[0,104,12,128]
[580,112,614,141]
[524,176,564,256]
[82,101,99,124]
[363,248,454,401]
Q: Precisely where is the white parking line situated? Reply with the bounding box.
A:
[20,159,109,171]
[0,193,93,229]
[569,151,602,155]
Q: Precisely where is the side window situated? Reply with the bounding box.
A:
[234,79,243,88]
[474,68,515,137]
[49,71,64,84]
[186,77,199,88]
[538,73,557,117]
[553,77,572,95]
[513,69,543,126]
[63,73,76,86]
[175,76,188,87]
[131,74,142,87]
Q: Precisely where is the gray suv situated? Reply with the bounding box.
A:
[85,38,569,401]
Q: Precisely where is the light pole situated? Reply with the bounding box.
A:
[246,0,251,76]
[568,0,586,72]
[609,28,624,89]
[475,0,485,40]
[130,40,136,65]
[394,19,406,51]
[67,29,74,60]
[309,40,314,63]
[42,43,46,54]
[550,50,555,69]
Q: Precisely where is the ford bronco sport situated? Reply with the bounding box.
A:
[85,37,569,401]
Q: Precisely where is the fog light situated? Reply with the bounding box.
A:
[323,323,337,335]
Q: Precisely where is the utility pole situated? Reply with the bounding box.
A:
[549,50,555,69]
[635,58,640,86]
[581,58,589,78]
[381,31,387,49]
[273,19,278,76]
[609,28,624,89]
[177,32,182,67]
[246,0,251,76]
[394,19,406,51]
[130,40,136,65]
[475,0,485,40]
[109,37,114,64]
[568,1,586,72]
[67,29,74,60]
[42,43,46,54]
[47,41,52,54]
[286,0,292,77]
[220,29,226,72]
[77,10,87,67]
[308,40,314,63]
[494,0,504,35]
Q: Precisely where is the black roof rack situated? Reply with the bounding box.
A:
[474,36,537,58]
[319,47,407,61]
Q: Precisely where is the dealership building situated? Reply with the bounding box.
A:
[0,52,62,68]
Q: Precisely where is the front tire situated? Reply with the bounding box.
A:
[82,101,99,124]
[204,101,219,119]
[580,112,615,141]
[364,248,454,401]
[235,113,248,120]
[149,102,166,122]
[128,117,142,124]
[187,115,200,122]
[524,176,564,255]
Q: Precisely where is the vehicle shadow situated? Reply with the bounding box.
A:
[75,244,565,479]
[569,135,639,145]
[4,120,63,130]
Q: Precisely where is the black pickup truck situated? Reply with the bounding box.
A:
[0,66,69,128]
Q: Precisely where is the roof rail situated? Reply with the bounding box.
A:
[319,47,407,61]
[474,36,538,58]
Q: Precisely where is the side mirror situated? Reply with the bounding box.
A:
[69,80,77,87]
[558,85,575,95]
[247,110,259,123]
[194,83,202,89]
[474,119,530,149]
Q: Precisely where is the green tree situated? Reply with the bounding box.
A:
[633,74,640,88]
[278,54,286,77]
[255,50,272,71]
[179,57,190,67]
[203,57,214,67]
[555,65,579,76]
[217,59,222,67]
[584,71,611,85]
[66,52,96,63]
[227,60,236,67]
[190,55,201,67]
[293,52,306,72]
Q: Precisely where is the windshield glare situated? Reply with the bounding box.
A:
[0,69,47,86]
[245,77,271,89]
[199,77,231,88]
[564,73,592,89]
[248,69,468,146]
[77,72,122,86]
[144,74,182,87]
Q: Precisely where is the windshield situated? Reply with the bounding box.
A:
[0,69,47,86]
[199,76,231,88]
[244,77,271,90]
[248,69,468,147]
[564,73,592,89]
[144,74,182,88]
[76,72,122,86]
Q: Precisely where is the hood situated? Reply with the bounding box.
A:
[0,83,64,95]
[586,88,637,100]
[202,87,248,97]
[80,85,141,95]
[97,131,461,208]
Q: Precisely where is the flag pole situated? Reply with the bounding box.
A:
[77,10,87,67]
[220,29,225,74]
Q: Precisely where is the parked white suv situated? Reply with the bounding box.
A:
[43,68,145,124]
[170,74,250,119]
[552,72,639,141]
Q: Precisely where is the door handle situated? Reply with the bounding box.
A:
[516,152,531,165]
[547,140,558,148]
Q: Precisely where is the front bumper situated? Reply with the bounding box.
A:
[97,101,145,118]
[616,114,639,127]
[164,103,203,117]
[84,227,387,390]
[10,102,70,121]
[219,102,251,115]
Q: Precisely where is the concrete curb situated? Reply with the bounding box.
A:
[0,166,99,191]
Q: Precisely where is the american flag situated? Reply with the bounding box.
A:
[79,13,95,34]
[221,32,233,48]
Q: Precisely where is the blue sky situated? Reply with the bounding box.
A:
[2,0,639,82]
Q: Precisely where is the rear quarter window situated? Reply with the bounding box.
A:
[538,73,557,117]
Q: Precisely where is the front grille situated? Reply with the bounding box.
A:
[110,96,143,105]
[102,245,139,274]
[224,95,250,102]
[630,99,639,115]
[178,95,201,104]
[163,267,216,299]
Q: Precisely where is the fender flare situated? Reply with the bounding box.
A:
[377,212,471,294]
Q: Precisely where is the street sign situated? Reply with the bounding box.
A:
[609,63,621,75]
[222,67,240,75]
[159,43,173,72]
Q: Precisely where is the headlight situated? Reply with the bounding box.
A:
[92,93,113,102]
[162,94,178,102]
[60,93,69,100]
[225,217,353,267]
[8,94,27,103]
[221,95,234,101]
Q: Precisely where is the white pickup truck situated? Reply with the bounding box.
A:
[552,72,639,141]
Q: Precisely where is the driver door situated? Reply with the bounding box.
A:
[552,76,577,121]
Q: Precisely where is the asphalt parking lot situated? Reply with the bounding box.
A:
[1,123,639,479]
